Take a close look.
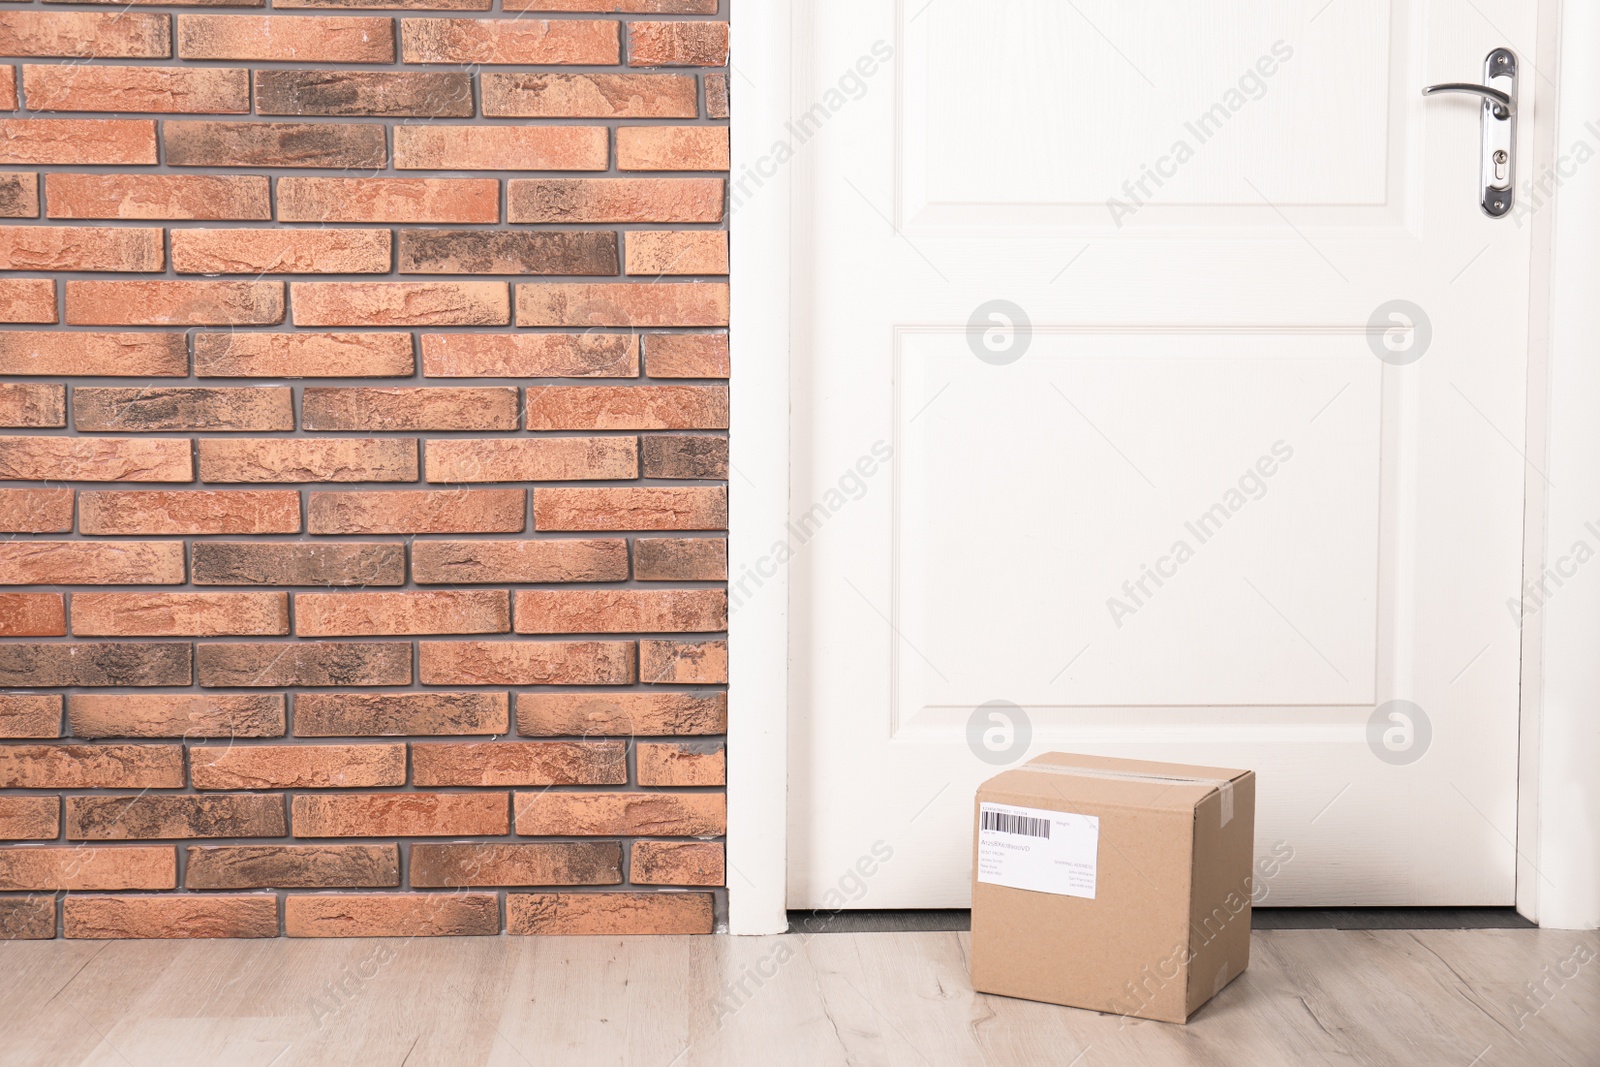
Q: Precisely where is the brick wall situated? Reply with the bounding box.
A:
[0,0,729,940]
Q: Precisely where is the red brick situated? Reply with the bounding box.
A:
[516,691,725,736]
[68,693,285,739]
[0,541,185,585]
[507,892,712,934]
[504,0,718,9]
[293,691,508,737]
[0,119,155,164]
[23,65,248,114]
[0,226,163,271]
[302,386,517,431]
[0,437,191,482]
[66,794,285,840]
[413,740,625,787]
[164,121,386,169]
[643,333,727,378]
[286,893,498,937]
[626,231,727,275]
[0,846,175,891]
[293,282,509,327]
[627,20,727,66]
[395,125,608,170]
[278,177,498,224]
[0,796,58,840]
[705,72,728,119]
[401,18,618,64]
[0,12,171,59]
[171,228,391,275]
[292,792,508,837]
[534,486,726,530]
[0,643,190,688]
[0,488,72,533]
[641,638,727,683]
[0,279,54,323]
[514,589,725,634]
[191,542,405,587]
[308,488,524,534]
[73,386,293,432]
[65,895,277,939]
[411,538,629,584]
[0,693,61,738]
[422,333,637,378]
[634,537,726,580]
[508,177,723,223]
[278,0,488,6]
[46,173,270,221]
[0,744,183,788]
[177,14,395,62]
[0,897,57,940]
[195,332,415,378]
[0,172,37,218]
[418,640,635,685]
[425,437,638,483]
[71,592,289,637]
[398,229,617,276]
[525,385,727,429]
[0,66,13,112]
[65,280,284,326]
[631,841,723,886]
[411,842,621,887]
[199,439,419,484]
[196,642,411,687]
[617,126,728,170]
[514,790,723,835]
[78,491,301,535]
[481,72,697,118]
[637,741,724,785]
[296,590,509,637]
[192,743,405,790]
[517,283,728,327]
[0,592,65,636]
[256,69,472,117]
[642,434,726,478]
[185,844,399,889]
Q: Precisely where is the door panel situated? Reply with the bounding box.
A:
[791,0,1533,907]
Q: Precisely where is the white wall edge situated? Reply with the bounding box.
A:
[1529,0,1600,930]
[726,0,794,935]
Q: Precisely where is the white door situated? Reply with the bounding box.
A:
[789,0,1538,907]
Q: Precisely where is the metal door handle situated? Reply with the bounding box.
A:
[1422,48,1517,217]
[1421,83,1513,119]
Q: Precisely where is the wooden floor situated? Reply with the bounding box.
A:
[2,928,1595,1066]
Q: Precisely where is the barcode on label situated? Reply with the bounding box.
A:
[981,809,1051,838]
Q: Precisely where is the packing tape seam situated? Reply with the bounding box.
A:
[1019,762,1237,827]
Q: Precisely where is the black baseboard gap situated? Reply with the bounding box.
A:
[788,907,1535,934]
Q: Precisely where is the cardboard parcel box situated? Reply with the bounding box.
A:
[970,752,1257,1023]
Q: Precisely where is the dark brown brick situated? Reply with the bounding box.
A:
[705,73,728,119]
[398,230,618,275]
[411,842,621,887]
[302,386,518,431]
[67,693,285,739]
[293,691,508,736]
[517,691,725,736]
[255,70,473,117]
[0,643,191,688]
[634,537,726,581]
[412,740,626,786]
[164,122,387,168]
[72,387,293,432]
[185,843,400,889]
[642,435,727,479]
[66,794,286,840]
[0,172,38,218]
[0,896,55,939]
[197,642,411,687]
[411,539,628,584]
[191,542,406,587]
[630,841,723,886]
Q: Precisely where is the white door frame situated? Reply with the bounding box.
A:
[726,0,1600,935]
